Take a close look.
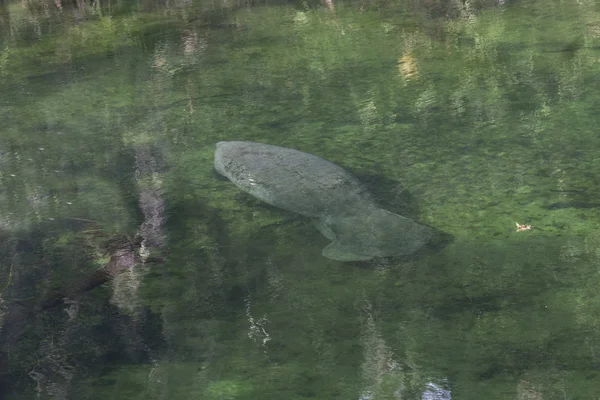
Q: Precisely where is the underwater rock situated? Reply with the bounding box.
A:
[214,141,433,261]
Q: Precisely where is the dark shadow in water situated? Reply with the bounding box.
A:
[347,228,454,269]
[352,170,423,219]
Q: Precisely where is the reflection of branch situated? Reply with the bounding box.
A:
[0,236,142,348]
[39,236,142,311]
[0,236,144,394]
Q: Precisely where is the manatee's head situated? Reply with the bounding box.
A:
[213,141,261,183]
[213,141,281,206]
[319,208,435,261]
[213,141,237,177]
[214,141,273,178]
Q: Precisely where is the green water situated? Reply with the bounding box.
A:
[1,0,600,398]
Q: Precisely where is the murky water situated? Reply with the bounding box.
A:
[1,0,600,398]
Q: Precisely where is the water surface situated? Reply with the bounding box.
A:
[0,0,599,398]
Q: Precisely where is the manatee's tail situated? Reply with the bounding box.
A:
[315,207,433,261]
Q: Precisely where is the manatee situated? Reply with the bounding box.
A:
[214,141,433,261]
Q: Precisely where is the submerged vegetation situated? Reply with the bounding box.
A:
[1,0,600,398]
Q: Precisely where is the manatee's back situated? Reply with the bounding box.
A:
[214,141,371,217]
